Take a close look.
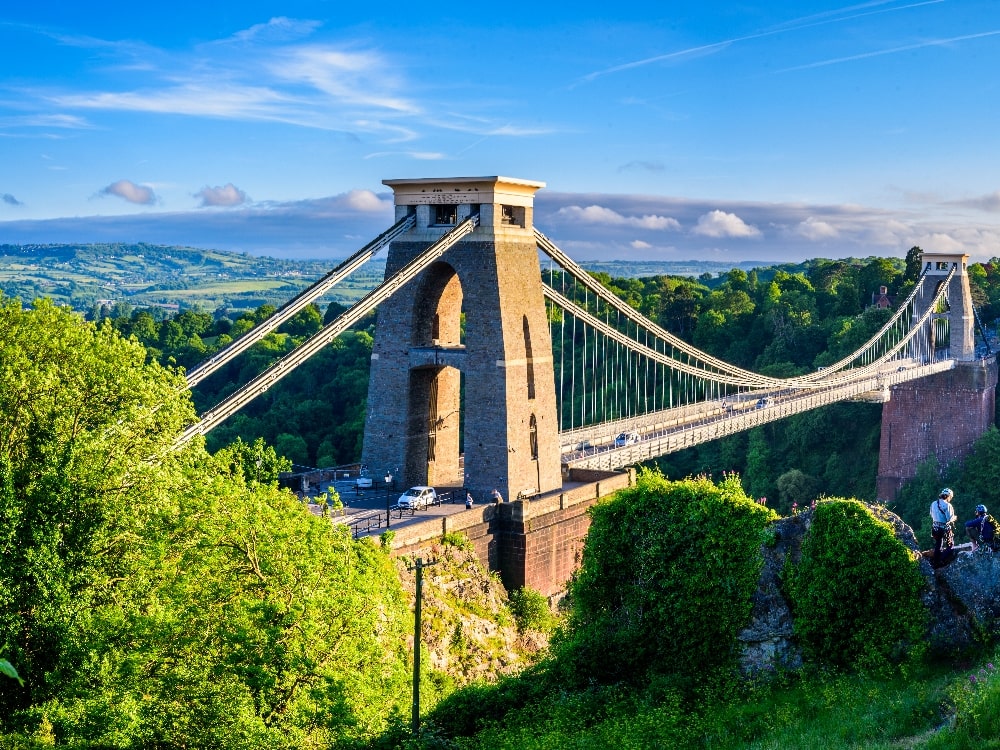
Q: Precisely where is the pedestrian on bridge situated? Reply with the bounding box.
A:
[930,488,957,568]
[492,488,504,504]
[466,492,474,509]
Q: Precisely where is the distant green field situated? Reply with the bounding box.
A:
[0,242,382,314]
[167,280,305,297]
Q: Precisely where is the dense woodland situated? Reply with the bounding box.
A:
[6,247,1000,747]
[92,247,1000,516]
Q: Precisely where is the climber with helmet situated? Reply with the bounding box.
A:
[930,488,957,568]
[965,503,998,553]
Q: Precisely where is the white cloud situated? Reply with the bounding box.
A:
[196,183,249,207]
[913,232,964,253]
[794,216,839,240]
[337,189,389,212]
[97,179,157,205]
[691,210,761,238]
[556,205,681,230]
[231,17,322,43]
[631,240,652,249]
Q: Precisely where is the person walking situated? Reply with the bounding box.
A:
[930,488,957,567]
[465,492,474,509]
[492,488,504,504]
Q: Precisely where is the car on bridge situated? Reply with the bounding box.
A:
[356,470,373,489]
[614,431,639,447]
[755,397,774,409]
[398,486,438,510]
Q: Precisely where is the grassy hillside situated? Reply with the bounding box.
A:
[0,242,384,315]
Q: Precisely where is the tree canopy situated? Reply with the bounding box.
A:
[0,297,411,748]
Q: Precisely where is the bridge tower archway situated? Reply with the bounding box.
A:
[362,176,562,503]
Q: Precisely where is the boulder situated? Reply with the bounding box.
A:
[738,504,1000,674]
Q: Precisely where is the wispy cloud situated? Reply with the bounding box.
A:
[949,191,1000,213]
[577,0,947,83]
[364,150,447,160]
[97,179,157,205]
[556,204,681,230]
[195,183,249,208]
[778,29,1000,73]
[20,19,547,143]
[230,17,323,43]
[619,161,666,173]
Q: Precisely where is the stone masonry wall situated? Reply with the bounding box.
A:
[877,357,997,501]
[391,470,635,598]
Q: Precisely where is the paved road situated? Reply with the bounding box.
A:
[298,479,473,534]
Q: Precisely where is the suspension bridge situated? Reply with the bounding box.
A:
[175,176,995,506]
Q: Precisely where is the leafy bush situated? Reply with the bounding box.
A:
[783,499,927,670]
[508,587,556,634]
[554,471,777,687]
[440,531,473,552]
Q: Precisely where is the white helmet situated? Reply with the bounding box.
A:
[940,488,954,499]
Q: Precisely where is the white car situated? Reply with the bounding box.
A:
[356,472,373,489]
[398,486,437,510]
[614,431,639,448]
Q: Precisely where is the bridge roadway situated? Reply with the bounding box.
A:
[561,358,959,472]
[298,477,582,539]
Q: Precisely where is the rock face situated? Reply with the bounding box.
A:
[737,504,1000,674]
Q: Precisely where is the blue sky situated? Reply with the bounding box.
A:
[2,0,999,264]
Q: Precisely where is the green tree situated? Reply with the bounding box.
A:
[0,297,194,717]
[556,471,776,687]
[783,499,927,670]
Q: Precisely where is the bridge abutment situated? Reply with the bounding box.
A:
[390,469,635,597]
[877,357,997,501]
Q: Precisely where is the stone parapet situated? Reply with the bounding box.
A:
[390,470,635,596]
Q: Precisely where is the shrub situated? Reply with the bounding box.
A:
[440,531,473,552]
[508,587,556,634]
[783,499,928,670]
[554,470,777,687]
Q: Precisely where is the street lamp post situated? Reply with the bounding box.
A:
[385,472,392,529]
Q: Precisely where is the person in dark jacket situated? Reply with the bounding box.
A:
[965,504,998,552]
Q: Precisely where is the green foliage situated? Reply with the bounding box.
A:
[0,659,22,687]
[0,299,414,748]
[0,297,195,717]
[889,457,949,542]
[926,659,1000,749]
[554,471,777,687]
[507,588,557,634]
[440,531,474,552]
[783,499,928,670]
[213,435,291,485]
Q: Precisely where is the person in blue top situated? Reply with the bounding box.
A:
[965,504,998,552]
[930,488,957,567]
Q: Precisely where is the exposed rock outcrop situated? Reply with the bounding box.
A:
[738,504,1000,675]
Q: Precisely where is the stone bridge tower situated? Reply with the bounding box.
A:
[361,176,562,503]
[877,251,997,500]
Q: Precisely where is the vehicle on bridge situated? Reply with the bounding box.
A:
[356,469,373,489]
[614,431,639,447]
[398,486,438,510]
